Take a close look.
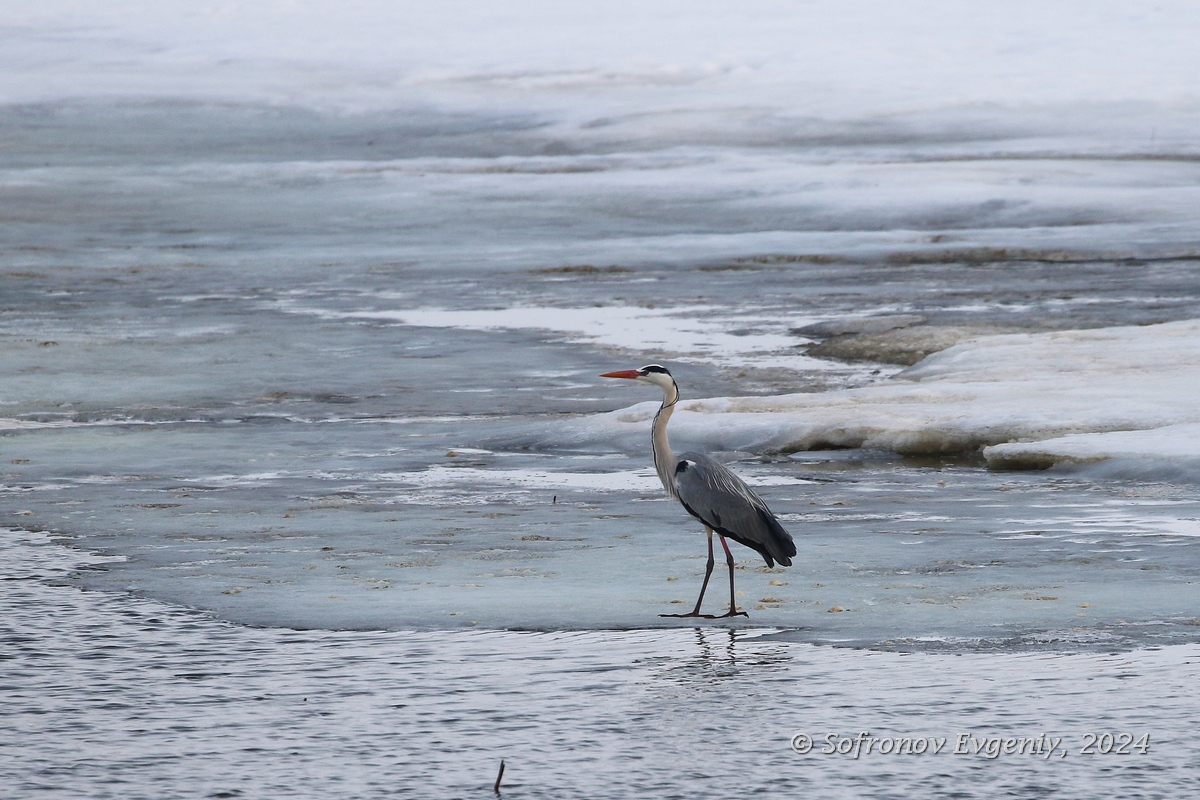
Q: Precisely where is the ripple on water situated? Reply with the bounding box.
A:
[3,530,1199,799]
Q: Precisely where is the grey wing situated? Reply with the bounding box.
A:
[672,452,796,568]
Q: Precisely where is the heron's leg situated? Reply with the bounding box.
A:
[660,526,717,618]
[691,527,717,615]
[714,535,748,618]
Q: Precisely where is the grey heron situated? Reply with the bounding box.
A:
[601,365,796,618]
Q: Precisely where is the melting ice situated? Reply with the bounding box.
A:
[8,2,1200,796]
[4,0,1200,644]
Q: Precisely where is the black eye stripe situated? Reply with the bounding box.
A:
[638,364,671,376]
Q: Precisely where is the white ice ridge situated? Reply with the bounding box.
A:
[584,319,1200,474]
[284,303,841,371]
[983,424,1200,481]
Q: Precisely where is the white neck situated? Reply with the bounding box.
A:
[650,379,680,498]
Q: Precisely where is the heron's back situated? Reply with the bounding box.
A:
[672,451,796,568]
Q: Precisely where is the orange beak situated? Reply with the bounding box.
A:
[600,369,641,379]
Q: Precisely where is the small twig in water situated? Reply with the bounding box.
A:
[493,759,505,794]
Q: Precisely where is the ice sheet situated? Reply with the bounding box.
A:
[7,1,1200,122]
[6,0,1200,648]
[8,2,1200,274]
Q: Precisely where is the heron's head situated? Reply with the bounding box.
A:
[600,364,675,391]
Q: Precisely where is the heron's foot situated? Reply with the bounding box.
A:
[714,609,749,619]
[659,611,719,619]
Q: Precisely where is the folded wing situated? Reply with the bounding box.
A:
[672,452,797,568]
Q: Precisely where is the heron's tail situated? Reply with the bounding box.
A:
[757,508,796,568]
